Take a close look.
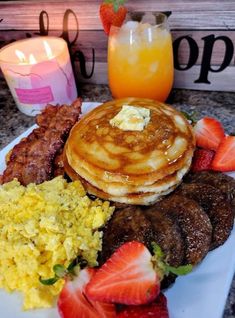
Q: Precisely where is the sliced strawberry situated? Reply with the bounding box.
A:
[194,117,225,151]
[191,148,215,172]
[117,293,169,318]
[86,241,160,305]
[211,136,235,172]
[57,268,116,318]
[100,0,127,35]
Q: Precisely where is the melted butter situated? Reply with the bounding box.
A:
[109,105,150,131]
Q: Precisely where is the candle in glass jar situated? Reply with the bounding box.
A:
[0,36,77,116]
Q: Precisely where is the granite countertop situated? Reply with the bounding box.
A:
[0,79,235,149]
[0,77,235,317]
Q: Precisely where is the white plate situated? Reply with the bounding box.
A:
[0,102,234,318]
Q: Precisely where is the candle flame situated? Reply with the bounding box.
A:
[43,40,54,59]
[29,54,37,64]
[15,49,27,63]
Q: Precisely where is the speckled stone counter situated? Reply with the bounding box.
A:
[1,79,234,149]
[0,77,235,317]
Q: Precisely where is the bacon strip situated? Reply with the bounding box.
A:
[2,98,82,185]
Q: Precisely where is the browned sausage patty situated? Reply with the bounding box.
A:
[99,205,185,266]
[98,206,154,265]
[176,182,234,249]
[185,171,235,215]
[99,205,185,289]
[143,206,185,267]
[156,194,212,265]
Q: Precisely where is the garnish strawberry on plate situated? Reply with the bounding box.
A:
[99,0,127,35]
[211,136,235,172]
[191,148,215,172]
[194,117,225,151]
[45,242,191,316]
[86,241,192,305]
[58,268,116,318]
[193,116,235,172]
[117,293,169,318]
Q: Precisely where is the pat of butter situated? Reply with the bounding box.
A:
[109,105,150,131]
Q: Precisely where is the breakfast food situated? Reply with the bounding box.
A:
[194,117,225,151]
[99,171,234,288]
[185,170,235,213]
[0,176,114,309]
[57,262,169,318]
[0,97,234,316]
[99,206,185,269]
[64,98,195,205]
[58,268,116,318]
[211,135,235,172]
[191,148,215,172]
[100,194,212,267]
[152,194,212,265]
[1,98,82,186]
[116,293,169,318]
[193,117,235,172]
[176,182,234,249]
[86,241,191,305]
[87,241,161,305]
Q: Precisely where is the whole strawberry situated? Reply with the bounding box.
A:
[100,0,127,35]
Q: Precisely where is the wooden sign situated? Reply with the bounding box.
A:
[0,0,235,91]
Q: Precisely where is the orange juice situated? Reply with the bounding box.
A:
[108,21,174,101]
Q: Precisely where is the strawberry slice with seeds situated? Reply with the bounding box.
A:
[86,241,159,305]
[100,0,127,35]
[191,148,215,172]
[194,117,225,151]
[211,136,235,172]
[86,241,192,306]
[117,293,169,318]
[57,268,116,318]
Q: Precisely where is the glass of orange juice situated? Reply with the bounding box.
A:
[108,12,173,102]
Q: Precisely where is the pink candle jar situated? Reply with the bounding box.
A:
[0,36,77,116]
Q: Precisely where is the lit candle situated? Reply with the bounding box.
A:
[0,37,77,116]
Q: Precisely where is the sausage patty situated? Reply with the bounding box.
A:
[185,171,235,215]
[156,194,212,265]
[176,182,234,249]
[98,206,153,265]
[143,206,185,267]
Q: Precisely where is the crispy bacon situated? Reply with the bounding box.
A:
[1,98,82,185]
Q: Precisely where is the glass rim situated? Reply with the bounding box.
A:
[128,11,168,26]
[109,11,169,34]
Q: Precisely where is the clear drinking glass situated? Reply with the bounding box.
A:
[108,12,174,102]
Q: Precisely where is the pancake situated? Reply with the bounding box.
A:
[81,177,179,205]
[64,143,192,196]
[66,98,195,183]
[64,154,181,205]
[64,98,195,205]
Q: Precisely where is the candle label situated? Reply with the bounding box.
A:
[15,86,54,104]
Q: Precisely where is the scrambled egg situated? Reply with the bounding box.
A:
[0,176,114,310]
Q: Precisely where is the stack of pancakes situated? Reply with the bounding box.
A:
[64,98,195,205]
